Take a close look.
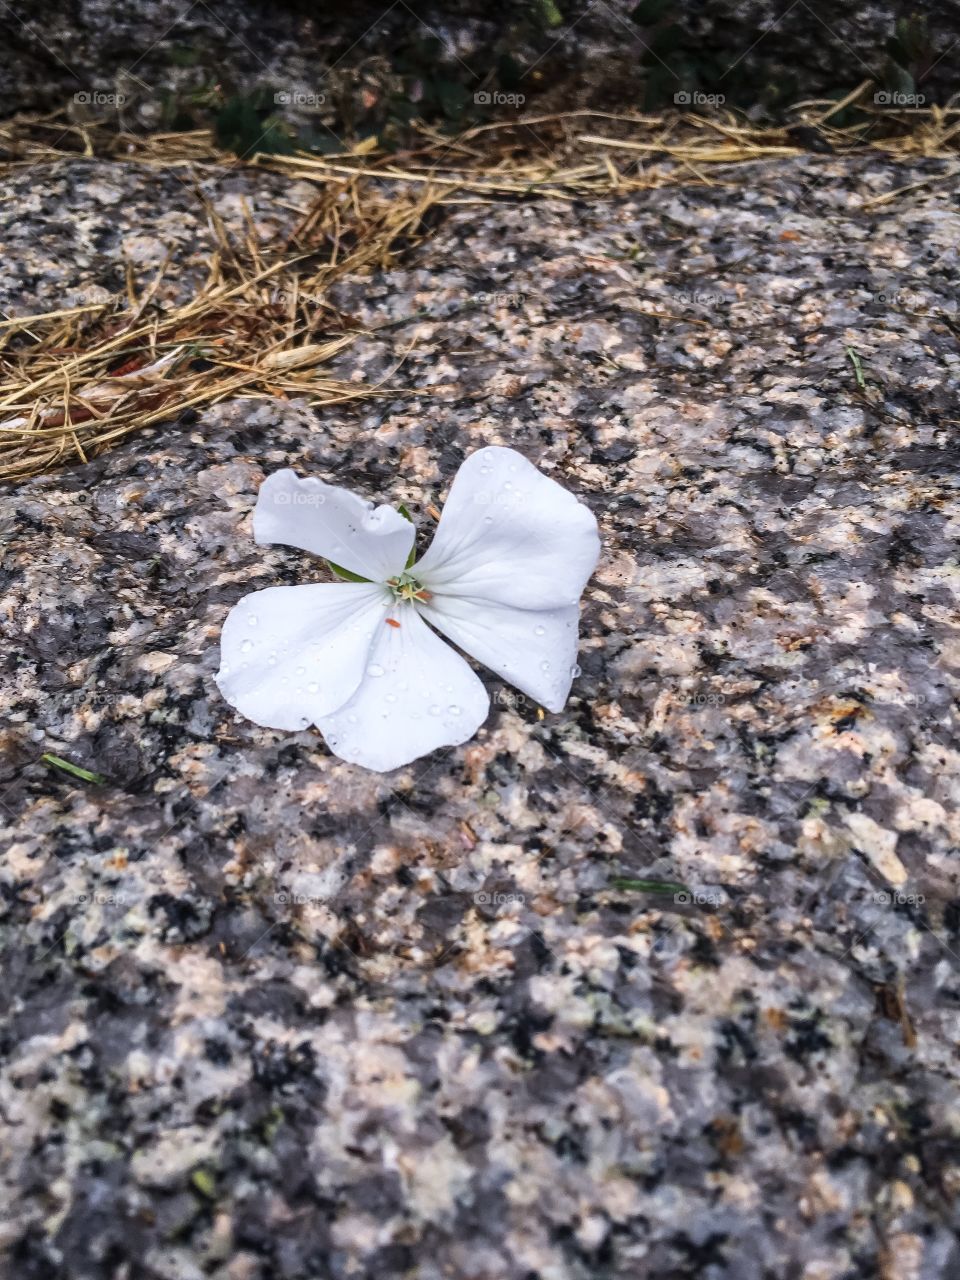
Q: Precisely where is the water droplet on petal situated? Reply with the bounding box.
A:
[295,666,306,677]
[534,625,546,636]
[429,705,442,716]
[448,704,461,716]
[483,516,493,524]
[570,664,582,677]
[247,615,258,627]
[540,660,551,672]
[347,713,358,724]
[241,638,254,653]
[307,682,319,693]
[367,663,385,677]
[386,693,397,703]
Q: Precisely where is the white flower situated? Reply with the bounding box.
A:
[215,446,600,771]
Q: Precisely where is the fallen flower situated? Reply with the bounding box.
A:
[215,445,600,771]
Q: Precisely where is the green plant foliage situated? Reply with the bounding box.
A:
[214,92,294,158]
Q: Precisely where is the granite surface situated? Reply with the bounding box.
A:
[2,150,960,1279]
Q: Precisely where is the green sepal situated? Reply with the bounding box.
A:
[325,560,372,583]
[396,503,418,568]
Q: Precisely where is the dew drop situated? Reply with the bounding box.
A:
[241,638,254,653]
[295,666,306,677]
[534,625,546,636]
[540,660,551,672]
[429,705,442,716]
[483,515,494,524]
[570,663,582,677]
[367,663,385,677]
[307,682,319,693]
[247,615,258,627]
[347,713,358,724]
[448,704,461,716]
[386,693,397,703]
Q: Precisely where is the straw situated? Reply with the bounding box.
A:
[2,97,956,482]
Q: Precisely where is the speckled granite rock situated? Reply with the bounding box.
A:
[2,152,960,1280]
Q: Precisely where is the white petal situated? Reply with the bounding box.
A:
[419,595,582,712]
[253,469,414,582]
[412,446,600,610]
[315,605,489,771]
[216,582,391,729]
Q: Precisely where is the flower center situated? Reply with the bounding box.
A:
[387,573,432,604]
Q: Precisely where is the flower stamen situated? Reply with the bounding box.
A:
[387,574,431,604]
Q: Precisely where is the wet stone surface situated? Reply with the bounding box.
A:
[1,152,960,1279]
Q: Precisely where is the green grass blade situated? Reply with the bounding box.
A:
[609,877,688,895]
[42,753,106,785]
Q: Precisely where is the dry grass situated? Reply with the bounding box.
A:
[2,88,958,482]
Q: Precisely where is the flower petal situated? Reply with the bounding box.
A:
[253,469,414,582]
[216,582,391,729]
[418,595,582,712]
[315,605,489,771]
[412,446,600,610]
